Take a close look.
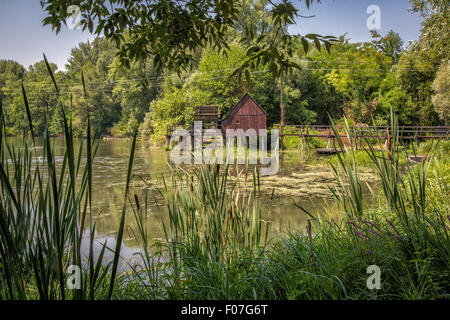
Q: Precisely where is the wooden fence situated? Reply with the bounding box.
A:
[165,124,449,147]
[274,125,449,140]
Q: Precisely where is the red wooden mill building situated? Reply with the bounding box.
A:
[166,93,267,145]
[219,93,267,134]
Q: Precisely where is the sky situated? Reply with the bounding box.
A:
[0,0,424,72]
[290,0,423,43]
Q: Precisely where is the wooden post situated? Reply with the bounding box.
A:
[327,130,331,149]
[165,135,170,147]
[280,69,285,150]
[358,127,361,150]
[300,128,304,169]
[165,125,171,147]
[280,70,285,128]
[306,136,310,156]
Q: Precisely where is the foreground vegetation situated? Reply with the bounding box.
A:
[0,62,448,299]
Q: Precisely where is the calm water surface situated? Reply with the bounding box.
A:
[11,137,354,252]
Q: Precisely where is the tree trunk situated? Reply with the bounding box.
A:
[280,70,285,127]
[280,69,285,150]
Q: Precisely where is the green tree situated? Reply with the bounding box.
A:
[432,61,450,124]
[376,72,417,125]
[2,60,64,135]
[65,37,120,134]
[392,0,449,125]
[312,37,391,123]
[142,74,210,141]
[0,60,26,134]
[285,63,341,124]
[0,60,25,97]
[371,30,404,63]
[41,0,334,79]
[109,56,159,137]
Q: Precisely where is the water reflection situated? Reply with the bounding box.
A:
[8,137,359,249]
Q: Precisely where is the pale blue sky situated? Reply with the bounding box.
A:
[0,0,423,71]
[290,0,423,43]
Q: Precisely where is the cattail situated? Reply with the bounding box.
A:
[306,220,313,265]
[306,220,312,243]
[214,163,220,176]
[134,194,140,211]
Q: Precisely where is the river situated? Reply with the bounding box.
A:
[9,136,377,253]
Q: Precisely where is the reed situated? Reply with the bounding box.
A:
[0,55,137,300]
[132,163,270,299]
[319,111,449,297]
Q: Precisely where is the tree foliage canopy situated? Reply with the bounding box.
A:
[432,61,450,124]
[40,0,335,78]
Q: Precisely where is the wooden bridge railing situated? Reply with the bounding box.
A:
[273,125,449,140]
[165,124,449,144]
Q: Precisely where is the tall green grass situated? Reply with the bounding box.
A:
[292,112,450,298]
[124,163,270,299]
[0,55,137,300]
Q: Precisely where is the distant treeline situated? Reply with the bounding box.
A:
[0,0,448,143]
